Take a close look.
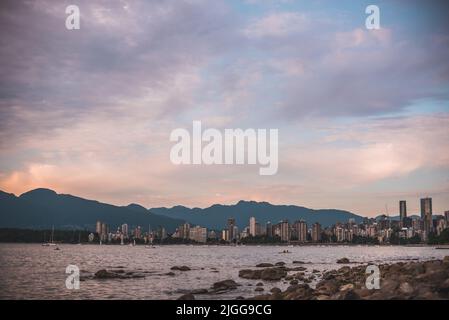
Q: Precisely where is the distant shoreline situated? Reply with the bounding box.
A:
[0,242,448,248]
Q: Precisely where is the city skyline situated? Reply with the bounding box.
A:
[91,196,449,245]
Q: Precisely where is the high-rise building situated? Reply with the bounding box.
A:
[181,222,190,239]
[280,220,290,242]
[399,200,407,223]
[312,223,322,242]
[420,198,433,234]
[221,229,229,242]
[227,218,236,241]
[233,225,239,241]
[121,223,129,238]
[292,220,307,242]
[249,217,256,237]
[266,222,272,238]
[189,226,208,243]
[134,226,141,239]
[96,221,102,234]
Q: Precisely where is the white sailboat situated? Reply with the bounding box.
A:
[42,226,57,246]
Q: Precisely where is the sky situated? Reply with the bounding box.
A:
[1,0,449,217]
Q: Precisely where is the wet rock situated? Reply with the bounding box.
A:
[260,268,287,281]
[165,272,175,276]
[171,266,191,271]
[255,287,264,292]
[94,269,116,279]
[290,266,307,271]
[212,279,239,291]
[256,263,274,268]
[290,280,299,285]
[256,282,264,286]
[239,269,260,279]
[93,269,145,279]
[191,288,208,294]
[177,293,195,300]
[239,267,287,281]
[292,261,306,264]
[275,262,286,266]
[270,287,281,294]
[337,258,350,264]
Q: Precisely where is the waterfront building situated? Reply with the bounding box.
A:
[227,218,236,241]
[266,221,272,238]
[121,223,129,238]
[134,226,141,239]
[249,217,256,237]
[292,220,307,242]
[189,226,207,243]
[208,230,218,240]
[312,223,322,242]
[96,220,102,234]
[280,220,290,242]
[420,198,433,234]
[221,229,229,242]
[436,217,447,236]
[399,200,407,224]
[180,222,190,239]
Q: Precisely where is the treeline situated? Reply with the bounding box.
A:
[0,228,91,243]
[240,235,283,244]
[428,229,449,245]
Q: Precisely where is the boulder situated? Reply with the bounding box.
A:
[337,258,350,264]
[171,266,191,271]
[260,268,287,281]
[177,293,195,300]
[256,263,274,268]
[212,279,239,291]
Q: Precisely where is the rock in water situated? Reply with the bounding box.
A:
[212,279,239,291]
[256,263,274,268]
[177,293,195,300]
[337,258,350,264]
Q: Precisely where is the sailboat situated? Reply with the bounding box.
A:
[77,232,82,245]
[42,226,57,246]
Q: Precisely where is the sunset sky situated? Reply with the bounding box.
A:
[1,0,449,217]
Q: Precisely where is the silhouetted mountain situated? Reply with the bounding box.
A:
[0,188,367,232]
[0,188,183,232]
[150,200,364,229]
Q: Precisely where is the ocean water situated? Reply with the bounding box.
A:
[0,243,446,300]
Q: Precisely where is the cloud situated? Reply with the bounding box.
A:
[1,1,449,216]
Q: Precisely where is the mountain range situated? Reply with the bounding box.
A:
[0,188,368,231]
[151,201,364,229]
[0,188,183,232]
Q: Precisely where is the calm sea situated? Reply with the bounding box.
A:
[0,243,446,300]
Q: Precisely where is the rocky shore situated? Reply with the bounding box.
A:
[251,256,449,300]
[81,257,449,300]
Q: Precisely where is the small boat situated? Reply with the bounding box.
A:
[435,246,449,250]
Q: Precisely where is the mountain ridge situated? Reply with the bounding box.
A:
[1,188,368,231]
